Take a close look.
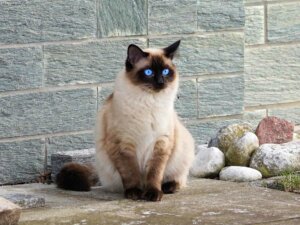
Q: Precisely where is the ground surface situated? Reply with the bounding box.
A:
[1,179,300,225]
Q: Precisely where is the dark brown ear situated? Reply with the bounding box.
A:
[127,44,148,65]
[163,40,180,59]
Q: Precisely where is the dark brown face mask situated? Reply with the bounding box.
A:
[125,40,180,92]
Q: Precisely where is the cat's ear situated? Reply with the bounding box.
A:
[163,40,180,59]
[127,44,148,65]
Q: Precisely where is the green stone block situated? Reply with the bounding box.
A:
[97,85,114,109]
[242,110,266,129]
[269,108,300,125]
[268,2,300,43]
[46,133,95,166]
[197,75,244,118]
[244,0,263,4]
[98,0,147,37]
[0,47,43,92]
[148,0,197,35]
[149,33,244,77]
[175,80,198,118]
[197,0,245,31]
[245,6,264,45]
[0,0,96,44]
[44,39,147,86]
[245,44,300,106]
[0,139,45,184]
[184,119,240,144]
[0,88,97,138]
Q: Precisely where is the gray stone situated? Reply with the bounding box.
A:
[226,132,259,166]
[51,148,95,181]
[175,79,197,118]
[250,141,300,177]
[149,0,197,35]
[245,44,300,106]
[219,166,262,182]
[0,197,21,225]
[269,107,300,125]
[44,39,147,86]
[97,85,114,109]
[0,47,43,92]
[190,146,225,178]
[0,0,96,44]
[245,6,264,45]
[268,2,300,43]
[0,139,45,185]
[46,133,95,166]
[98,0,147,37]
[149,32,244,77]
[197,75,244,118]
[0,88,97,138]
[184,118,241,145]
[3,194,45,209]
[197,0,245,31]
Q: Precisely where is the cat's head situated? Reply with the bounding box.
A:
[125,40,180,92]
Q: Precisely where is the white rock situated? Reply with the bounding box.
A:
[190,146,225,178]
[194,144,209,155]
[250,141,300,177]
[219,166,262,182]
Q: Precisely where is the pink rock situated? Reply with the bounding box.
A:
[255,116,294,145]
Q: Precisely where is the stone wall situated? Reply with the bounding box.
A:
[244,0,300,124]
[0,0,299,184]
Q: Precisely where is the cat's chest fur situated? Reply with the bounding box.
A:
[112,74,177,170]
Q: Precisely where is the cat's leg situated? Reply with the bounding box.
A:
[144,137,172,201]
[163,121,195,193]
[109,142,143,200]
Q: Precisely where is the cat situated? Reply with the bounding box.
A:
[56,40,195,201]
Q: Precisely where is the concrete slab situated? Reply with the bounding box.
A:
[0,179,299,225]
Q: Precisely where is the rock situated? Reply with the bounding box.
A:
[0,197,21,225]
[194,144,208,155]
[255,116,294,145]
[208,123,253,153]
[51,148,95,181]
[3,194,45,209]
[225,132,259,166]
[219,166,262,182]
[190,146,225,178]
[208,123,256,165]
[293,133,300,141]
[250,141,300,177]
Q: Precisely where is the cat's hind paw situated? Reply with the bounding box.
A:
[162,181,178,194]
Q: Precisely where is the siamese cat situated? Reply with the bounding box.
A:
[56,41,195,201]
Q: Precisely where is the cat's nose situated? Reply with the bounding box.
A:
[157,75,164,84]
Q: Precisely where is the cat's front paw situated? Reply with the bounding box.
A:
[143,187,163,201]
[124,187,143,200]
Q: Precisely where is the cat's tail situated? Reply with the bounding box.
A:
[55,162,99,191]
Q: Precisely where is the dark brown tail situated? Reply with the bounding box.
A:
[55,162,98,192]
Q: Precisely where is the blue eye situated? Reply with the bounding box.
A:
[162,68,170,76]
[144,69,153,76]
